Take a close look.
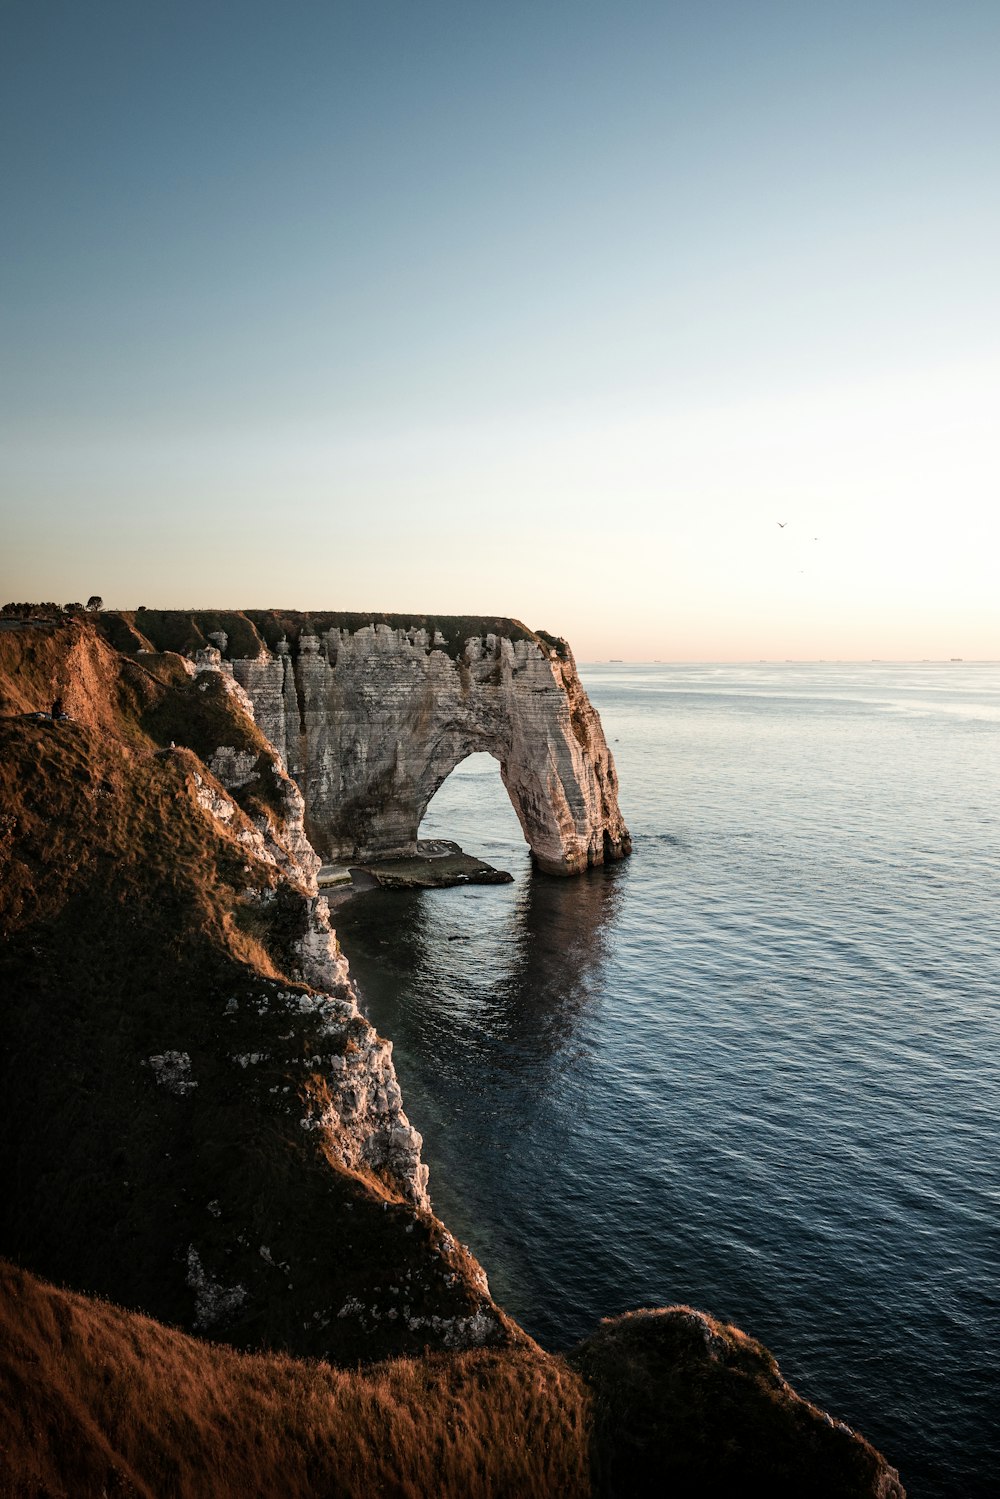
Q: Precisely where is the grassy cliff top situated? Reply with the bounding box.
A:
[0,1258,590,1499]
[91,609,569,660]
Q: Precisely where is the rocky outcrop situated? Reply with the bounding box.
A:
[162,674,436,1221]
[571,1307,906,1498]
[225,621,631,875]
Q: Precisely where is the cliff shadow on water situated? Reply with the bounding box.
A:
[343,746,628,1059]
[339,860,628,1066]
[333,848,630,1318]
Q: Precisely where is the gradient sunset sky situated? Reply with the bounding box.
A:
[2,1,998,659]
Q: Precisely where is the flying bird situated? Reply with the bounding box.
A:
[777,521,788,528]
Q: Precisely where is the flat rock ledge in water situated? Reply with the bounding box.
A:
[351,838,514,890]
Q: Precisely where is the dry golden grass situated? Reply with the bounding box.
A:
[0,1265,907,1499]
[0,1260,591,1499]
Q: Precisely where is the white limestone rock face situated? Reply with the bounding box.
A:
[230,627,631,875]
[295,893,352,991]
[177,673,432,1214]
[146,1051,198,1096]
[207,745,258,789]
[194,651,321,892]
[297,991,430,1213]
[185,1246,247,1329]
[251,768,322,892]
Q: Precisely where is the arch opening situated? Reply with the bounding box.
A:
[417,751,529,867]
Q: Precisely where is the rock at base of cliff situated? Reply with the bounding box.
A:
[569,1306,905,1498]
[351,840,514,890]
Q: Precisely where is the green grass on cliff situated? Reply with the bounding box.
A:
[89,608,565,662]
[248,610,545,659]
[6,607,573,665]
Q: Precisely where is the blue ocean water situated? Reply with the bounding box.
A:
[333,663,1000,1498]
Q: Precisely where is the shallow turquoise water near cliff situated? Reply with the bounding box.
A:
[334,663,1000,1499]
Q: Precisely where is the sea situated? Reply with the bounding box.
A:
[333,662,1000,1499]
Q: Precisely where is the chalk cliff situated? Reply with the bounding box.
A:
[118,611,631,875]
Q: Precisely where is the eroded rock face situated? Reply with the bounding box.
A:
[229,625,631,875]
[183,745,429,1215]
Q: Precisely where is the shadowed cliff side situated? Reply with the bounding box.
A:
[570,1308,905,1498]
[96,610,632,875]
[0,618,513,1362]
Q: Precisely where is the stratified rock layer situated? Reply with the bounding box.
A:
[226,620,631,874]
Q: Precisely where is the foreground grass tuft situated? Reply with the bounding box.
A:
[0,1260,591,1499]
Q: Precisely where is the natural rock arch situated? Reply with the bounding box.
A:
[118,611,630,877]
[416,746,523,837]
[227,618,631,876]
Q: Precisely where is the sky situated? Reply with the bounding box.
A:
[2,0,998,660]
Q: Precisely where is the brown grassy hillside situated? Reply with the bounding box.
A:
[0,1261,904,1499]
[0,1260,589,1499]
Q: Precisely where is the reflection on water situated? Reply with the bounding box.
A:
[334,749,631,1314]
[342,861,625,1063]
[335,857,627,1286]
